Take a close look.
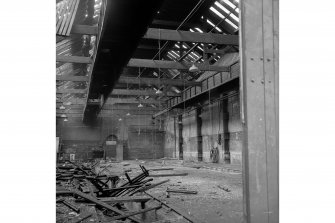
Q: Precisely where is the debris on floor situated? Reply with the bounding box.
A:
[56,159,212,223]
[217,185,231,192]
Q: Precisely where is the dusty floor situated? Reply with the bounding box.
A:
[98,159,244,223]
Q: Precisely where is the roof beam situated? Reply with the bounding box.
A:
[56,56,92,64]
[56,68,82,77]
[56,75,89,82]
[107,98,163,105]
[127,59,229,72]
[57,109,157,116]
[57,109,83,114]
[57,104,161,111]
[143,28,238,45]
[151,20,201,28]
[118,76,200,87]
[152,108,170,118]
[204,47,231,55]
[56,88,87,94]
[153,65,240,117]
[112,89,179,97]
[58,98,164,106]
[136,44,186,52]
[57,100,85,105]
[71,25,98,35]
[57,112,158,118]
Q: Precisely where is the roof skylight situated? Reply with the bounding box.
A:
[222,0,236,9]
[170,50,179,57]
[195,27,204,33]
[229,13,239,22]
[206,19,223,32]
[188,54,196,60]
[225,18,238,29]
[215,2,230,14]
[191,52,200,58]
[167,55,174,60]
[197,46,204,51]
[209,7,225,19]
[167,52,177,59]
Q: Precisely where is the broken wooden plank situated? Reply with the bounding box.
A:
[62,190,144,223]
[110,205,162,221]
[56,197,65,203]
[130,180,170,195]
[70,212,92,223]
[148,168,175,171]
[166,189,198,194]
[102,184,145,192]
[145,192,202,223]
[56,190,74,195]
[98,196,151,203]
[149,173,188,177]
[62,199,80,212]
[217,185,231,192]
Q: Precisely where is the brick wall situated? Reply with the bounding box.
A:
[164,91,243,165]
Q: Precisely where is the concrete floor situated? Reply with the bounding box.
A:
[100,159,244,223]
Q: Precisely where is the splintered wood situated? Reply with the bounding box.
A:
[56,160,198,222]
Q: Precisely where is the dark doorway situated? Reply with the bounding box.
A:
[178,115,183,160]
[222,98,230,164]
[196,108,203,161]
[104,134,117,159]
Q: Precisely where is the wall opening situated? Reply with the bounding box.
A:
[178,115,183,160]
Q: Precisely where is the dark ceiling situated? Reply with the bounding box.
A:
[83,0,239,124]
[83,0,166,123]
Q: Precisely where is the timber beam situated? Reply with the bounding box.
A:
[151,19,201,28]
[152,108,170,118]
[56,75,89,82]
[57,100,85,105]
[57,111,158,117]
[127,58,230,72]
[118,76,200,87]
[57,104,160,111]
[144,28,239,45]
[57,89,87,94]
[57,108,160,118]
[56,56,92,64]
[57,109,155,115]
[57,114,158,118]
[112,89,179,97]
[57,98,164,106]
[204,48,232,55]
[108,98,164,105]
[71,25,98,35]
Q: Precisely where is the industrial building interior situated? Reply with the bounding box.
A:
[56,0,278,223]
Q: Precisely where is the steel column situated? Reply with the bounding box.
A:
[240,0,279,223]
